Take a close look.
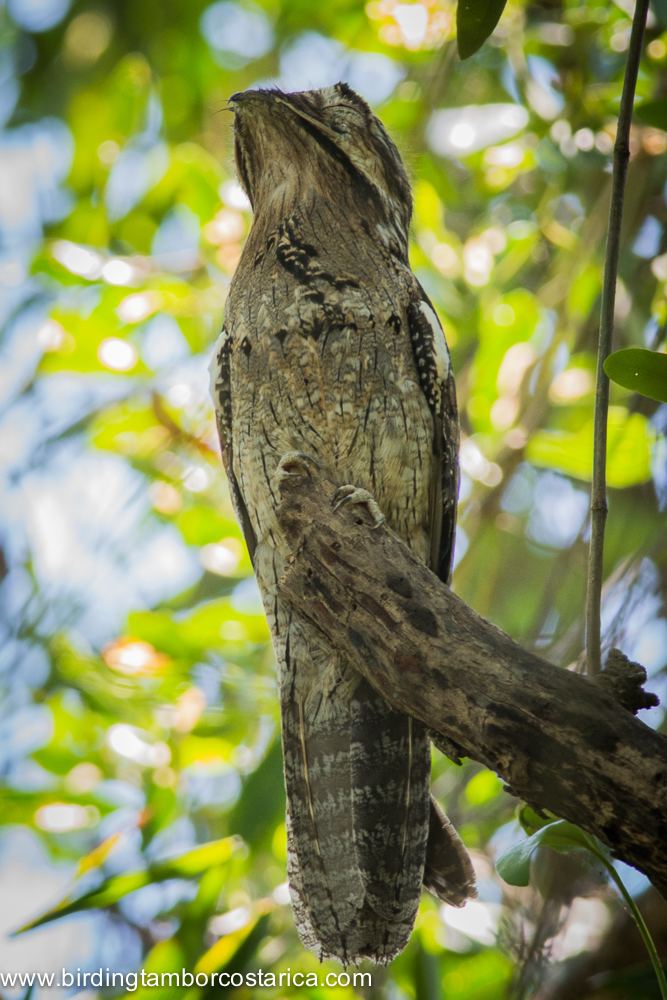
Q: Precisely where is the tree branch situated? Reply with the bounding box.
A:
[275,460,667,897]
[586,0,649,677]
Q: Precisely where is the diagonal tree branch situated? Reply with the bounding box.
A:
[275,460,667,897]
[586,0,650,677]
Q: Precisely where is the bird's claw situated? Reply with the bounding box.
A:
[332,485,385,529]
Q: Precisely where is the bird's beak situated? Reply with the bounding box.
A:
[228,90,268,109]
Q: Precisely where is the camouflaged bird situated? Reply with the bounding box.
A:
[210,83,476,964]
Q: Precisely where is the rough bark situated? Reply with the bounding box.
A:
[274,460,667,898]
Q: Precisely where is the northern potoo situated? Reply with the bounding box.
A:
[210,84,476,964]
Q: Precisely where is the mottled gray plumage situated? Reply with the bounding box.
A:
[210,83,476,964]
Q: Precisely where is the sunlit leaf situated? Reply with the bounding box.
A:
[126,609,192,658]
[143,144,224,221]
[75,833,122,877]
[179,735,235,767]
[567,262,602,322]
[195,916,258,974]
[16,872,150,933]
[121,939,186,1000]
[469,288,540,434]
[465,770,503,806]
[175,506,238,546]
[15,838,240,934]
[526,408,653,488]
[38,304,150,378]
[165,837,239,876]
[441,948,514,998]
[68,55,153,193]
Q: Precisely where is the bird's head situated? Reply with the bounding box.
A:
[230,83,412,257]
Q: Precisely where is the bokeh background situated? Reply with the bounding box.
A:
[1,0,667,997]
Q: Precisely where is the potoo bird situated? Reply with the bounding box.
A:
[210,83,476,964]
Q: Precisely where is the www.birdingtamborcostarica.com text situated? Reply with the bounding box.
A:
[0,967,373,990]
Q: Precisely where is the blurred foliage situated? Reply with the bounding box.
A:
[499,819,667,998]
[1,0,667,998]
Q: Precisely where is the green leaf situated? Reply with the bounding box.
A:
[15,837,239,934]
[457,0,508,58]
[195,916,261,975]
[497,820,598,886]
[636,99,667,132]
[75,833,122,877]
[496,837,533,886]
[441,949,513,998]
[90,402,167,457]
[527,407,652,488]
[38,302,150,379]
[175,506,237,546]
[165,837,240,876]
[465,769,504,806]
[120,939,186,1000]
[604,348,667,403]
[567,262,601,322]
[469,289,541,433]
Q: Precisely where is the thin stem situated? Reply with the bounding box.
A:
[585,0,649,677]
[587,840,667,999]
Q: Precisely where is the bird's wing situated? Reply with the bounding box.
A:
[209,328,257,562]
[406,284,476,907]
[424,797,476,905]
[406,285,460,583]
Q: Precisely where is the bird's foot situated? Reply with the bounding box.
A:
[332,485,385,529]
[274,451,320,492]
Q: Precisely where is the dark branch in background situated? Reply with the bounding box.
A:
[586,0,649,677]
[274,459,667,896]
[151,391,217,458]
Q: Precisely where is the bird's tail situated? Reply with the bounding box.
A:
[282,673,431,963]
